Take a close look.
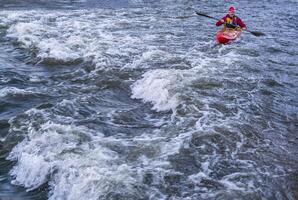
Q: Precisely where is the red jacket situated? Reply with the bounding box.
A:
[216,14,246,29]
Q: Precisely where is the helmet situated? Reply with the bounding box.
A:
[228,6,235,12]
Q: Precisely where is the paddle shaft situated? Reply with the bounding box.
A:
[195,12,243,29]
[195,11,265,36]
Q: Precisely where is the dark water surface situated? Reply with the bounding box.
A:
[0,0,297,199]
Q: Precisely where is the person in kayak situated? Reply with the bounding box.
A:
[216,6,246,30]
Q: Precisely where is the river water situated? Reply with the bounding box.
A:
[0,0,297,199]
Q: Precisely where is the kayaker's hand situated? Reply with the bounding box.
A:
[220,19,225,23]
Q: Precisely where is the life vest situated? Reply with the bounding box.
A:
[225,15,238,29]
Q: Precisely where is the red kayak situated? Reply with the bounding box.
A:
[216,29,242,44]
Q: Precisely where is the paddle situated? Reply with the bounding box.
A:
[195,11,265,37]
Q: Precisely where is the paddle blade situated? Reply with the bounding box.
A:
[250,31,265,36]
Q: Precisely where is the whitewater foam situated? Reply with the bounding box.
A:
[131,69,181,112]
[0,87,35,98]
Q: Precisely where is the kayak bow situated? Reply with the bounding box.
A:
[216,28,242,44]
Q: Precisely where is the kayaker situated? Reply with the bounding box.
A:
[216,6,246,30]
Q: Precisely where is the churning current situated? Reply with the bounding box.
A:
[0,0,297,199]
